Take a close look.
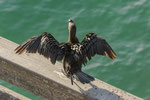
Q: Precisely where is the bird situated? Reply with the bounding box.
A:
[15,19,117,85]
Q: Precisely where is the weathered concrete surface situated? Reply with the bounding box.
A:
[0,36,143,100]
[0,85,30,100]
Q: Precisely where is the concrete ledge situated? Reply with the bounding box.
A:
[0,36,143,100]
[0,85,30,100]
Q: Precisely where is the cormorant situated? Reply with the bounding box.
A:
[15,19,117,85]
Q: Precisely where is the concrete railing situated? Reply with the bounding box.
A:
[0,36,143,100]
[0,85,31,100]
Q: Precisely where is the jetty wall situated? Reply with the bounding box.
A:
[0,36,143,100]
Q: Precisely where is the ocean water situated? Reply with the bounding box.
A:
[0,0,150,99]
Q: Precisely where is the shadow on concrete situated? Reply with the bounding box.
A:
[74,82,123,100]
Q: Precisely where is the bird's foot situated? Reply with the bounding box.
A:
[53,70,68,80]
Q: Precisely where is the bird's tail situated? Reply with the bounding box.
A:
[72,71,95,84]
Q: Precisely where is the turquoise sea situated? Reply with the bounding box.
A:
[0,0,150,99]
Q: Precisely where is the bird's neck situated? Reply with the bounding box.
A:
[68,23,79,44]
[68,34,79,44]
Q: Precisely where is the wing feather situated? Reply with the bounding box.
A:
[15,32,66,64]
[80,33,117,63]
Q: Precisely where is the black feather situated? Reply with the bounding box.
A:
[15,32,66,65]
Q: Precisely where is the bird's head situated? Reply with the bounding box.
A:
[68,19,78,43]
[68,19,74,23]
[68,18,76,32]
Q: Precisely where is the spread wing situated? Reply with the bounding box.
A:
[80,33,117,64]
[15,32,67,64]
